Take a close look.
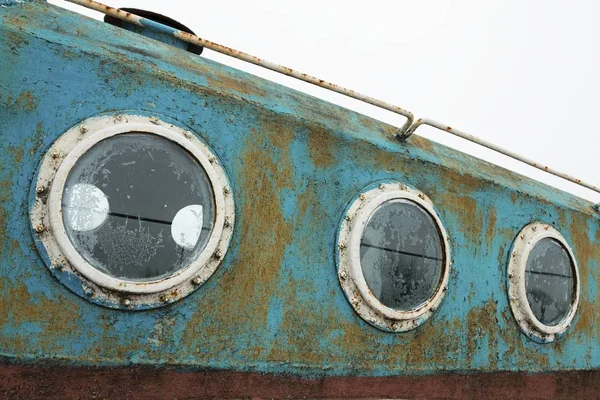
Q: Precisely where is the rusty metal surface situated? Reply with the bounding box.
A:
[1,1,600,380]
[65,0,600,198]
[2,362,600,399]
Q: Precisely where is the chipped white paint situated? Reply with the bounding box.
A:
[337,182,451,332]
[507,222,580,343]
[30,114,235,309]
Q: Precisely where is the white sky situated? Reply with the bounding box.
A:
[50,0,600,202]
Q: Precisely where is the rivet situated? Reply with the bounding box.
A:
[115,114,124,122]
[192,276,202,285]
[35,224,45,233]
[51,150,59,159]
[340,270,347,280]
[338,243,347,250]
[224,217,231,228]
[520,234,525,240]
[54,262,63,271]
[208,156,216,164]
[79,125,88,134]
[418,193,425,200]
[183,131,191,138]
[345,215,351,222]
[359,194,366,201]
[508,273,513,279]
[122,299,131,307]
[84,287,94,296]
[532,226,537,231]
[214,250,223,259]
[149,117,160,125]
[379,184,386,190]
[400,184,407,191]
[35,186,45,194]
[223,187,230,195]
[160,295,169,303]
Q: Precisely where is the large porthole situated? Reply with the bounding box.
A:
[30,114,235,309]
[337,183,451,332]
[508,222,579,342]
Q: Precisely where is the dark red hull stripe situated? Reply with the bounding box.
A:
[1,363,600,399]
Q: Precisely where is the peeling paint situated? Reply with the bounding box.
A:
[1,0,599,380]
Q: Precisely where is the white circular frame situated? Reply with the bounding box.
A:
[30,114,235,309]
[337,182,451,332]
[507,222,579,343]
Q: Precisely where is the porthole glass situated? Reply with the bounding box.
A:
[337,183,451,332]
[360,199,444,311]
[30,115,235,309]
[525,238,574,326]
[508,222,579,342]
[63,133,215,281]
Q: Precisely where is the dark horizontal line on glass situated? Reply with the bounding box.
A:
[360,242,442,261]
[525,270,573,279]
[108,212,211,231]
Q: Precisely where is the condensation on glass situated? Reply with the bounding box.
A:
[525,238,575,326]
[62,133,215,281]
[360,199,444,311]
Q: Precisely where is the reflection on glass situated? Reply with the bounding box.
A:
[171,204,204,250]
[525,238,574,326]
[360,199,444,310]
[63,183,110,231]
[62,133,215,281]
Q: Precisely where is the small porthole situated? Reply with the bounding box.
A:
[508,222,579,342]
[337,183,451,332]
[30,114,235,309]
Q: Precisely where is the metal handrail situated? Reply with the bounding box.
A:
[64,0,600,199]
[401,118,600,195]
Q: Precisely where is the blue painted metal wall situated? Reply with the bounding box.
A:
[1,1,599,377]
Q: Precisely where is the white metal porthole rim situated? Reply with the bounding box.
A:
[337,182,451,332]
[507,222,580,343]
[30,114,235,308]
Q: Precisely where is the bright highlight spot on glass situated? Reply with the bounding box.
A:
[171,205,204,250]
[63,183,110,232]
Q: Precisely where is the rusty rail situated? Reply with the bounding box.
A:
[64,0,600,200]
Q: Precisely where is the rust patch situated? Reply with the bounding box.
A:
[4,90,39,112]
[307,124,336,168]
[0,280,82,353]
[408,134,436,154]
[60,49,78,60]
[466,299,499,368]
[206,73,267,99]
[4,30,29,54]
[7,145,23,164]
[445,193,483,245]
[182,111,295,353]
[485,207,498,249]
[568,213,600,339]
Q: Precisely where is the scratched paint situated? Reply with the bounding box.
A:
[1,1,600,379]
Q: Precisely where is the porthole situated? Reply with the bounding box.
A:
[508,222,579,342]
[337,183,451,332]
[30,114,235,309]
